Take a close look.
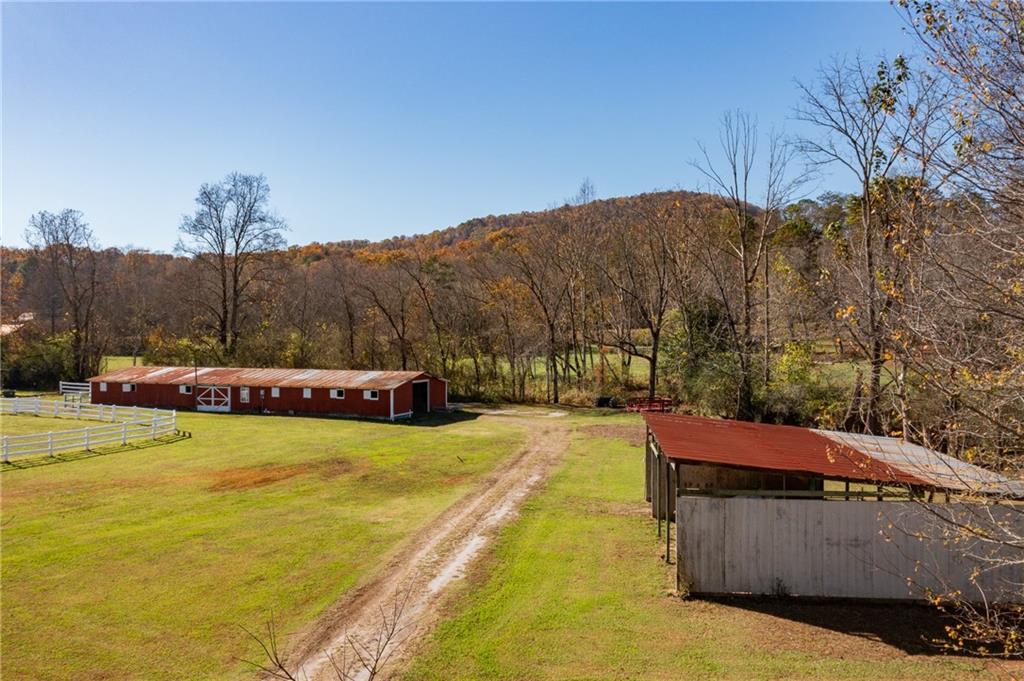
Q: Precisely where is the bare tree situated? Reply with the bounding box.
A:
[177,173,287,359]
[690,112,802,419]
[109,250,173,366]
[243,588,413,681]
[899,0,1024,223]
[24,209,104,379]
[357,252,418,371]
[594,196,683,398]
[795,57,922,433]
[489,224,570,403]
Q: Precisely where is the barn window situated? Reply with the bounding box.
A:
[99,382,107,392]
[123,383,136,393]
[271,387,280,398]
[179,385,193,395]
[330,388,345,400]
[363,389,379,401]
[302,388,312,399]
[240,387,250,403]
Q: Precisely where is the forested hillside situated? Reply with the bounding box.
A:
[3,1,1021,475]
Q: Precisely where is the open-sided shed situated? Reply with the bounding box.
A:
[644,413,1024,601]
[88,366,448,421]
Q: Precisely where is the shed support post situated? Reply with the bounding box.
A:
[676,513,682,592]
[655,452,662,537]
[644,427,652,503]
[665,463,673,562]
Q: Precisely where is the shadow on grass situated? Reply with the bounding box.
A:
[213,408,483,428]
[397,409,483,428]
[701,595,974,657]
[1,433,191,471]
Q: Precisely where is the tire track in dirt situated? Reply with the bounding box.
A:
[286,413,570,681]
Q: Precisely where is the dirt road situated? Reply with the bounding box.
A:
[287,413,570,681]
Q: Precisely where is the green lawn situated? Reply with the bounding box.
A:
[1,414,82,437]
[402,414,992,681]
[1,410,526,681]
[101,355,145,372]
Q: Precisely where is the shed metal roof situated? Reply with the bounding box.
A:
[644,413,1022,495]
[817,430,1024,497]
[89,366,439,391]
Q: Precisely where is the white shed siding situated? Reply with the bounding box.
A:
[677,496,1024,601]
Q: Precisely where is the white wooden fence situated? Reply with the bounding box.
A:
[59,381,91,396]
[1,397,177,462]
[676,496,1024,602]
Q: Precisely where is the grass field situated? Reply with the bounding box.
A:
[401,414,994,681]
[1,410,526,681]
[101,355,145,372]
[0,414,84,437]
[4,406,995,681]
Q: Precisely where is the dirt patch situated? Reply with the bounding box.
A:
[206,457,358,491]
[206,464,309,491]
[581,424,645,448]
[313,457,358,479]
[287,414,571,681]
[442,472,474,486]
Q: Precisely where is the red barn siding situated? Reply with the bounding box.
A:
[88,368,445,421]
[92,382,193,409]
[392,383,413,417]
[429,377,448,410]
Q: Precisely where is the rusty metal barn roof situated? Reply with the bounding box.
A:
[89,366,438,390]
[642,413,1022,494]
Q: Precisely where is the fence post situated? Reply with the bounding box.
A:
[76,400,81,419]
[2,436,8,463]
[34,399,40,416]
[112,405,118,423]
[85,428,91,451]
[172,410,177,432]
[151,418,157,439]
[134,406,140,422]
[48,432,54,458]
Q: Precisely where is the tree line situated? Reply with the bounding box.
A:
[3,2,1020,450]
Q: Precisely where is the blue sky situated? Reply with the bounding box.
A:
[2,2,914,252]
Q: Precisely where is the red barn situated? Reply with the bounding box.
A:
[88,367,448,421]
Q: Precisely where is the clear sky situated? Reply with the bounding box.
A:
[2,2,915,252]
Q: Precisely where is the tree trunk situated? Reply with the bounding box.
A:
[648,328,660,399]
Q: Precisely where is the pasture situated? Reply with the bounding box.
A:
[0,409,525,680]
[402,414,1001,681]
[2,406,1004,681]
[0,414,78,437]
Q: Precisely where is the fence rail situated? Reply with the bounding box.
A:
[1,397,177,462]
[59,381,91,395]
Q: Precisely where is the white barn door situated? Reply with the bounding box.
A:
[196,385,231,413]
